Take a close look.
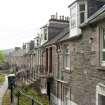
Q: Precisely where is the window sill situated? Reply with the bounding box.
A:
[55,78,68,84]
[96,66,105,71]
[62,67,72,73]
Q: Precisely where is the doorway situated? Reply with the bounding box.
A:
[96,83,105,105]
[98,94,105,105]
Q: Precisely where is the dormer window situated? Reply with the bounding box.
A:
[63,45,70,70]
[70,4,77,29]
[79,3,87,24]
[69,1,87,37]
[37,39,39,46]
[40,27,48,45]
[44,28,47,40]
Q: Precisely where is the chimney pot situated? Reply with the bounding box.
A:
[67,17,69,21]
[56,12,58,19]
[59,16,62,20]
[51,15,53,19]
[65,17,67,21]
[62,16,64,20]
[54,15,56,19]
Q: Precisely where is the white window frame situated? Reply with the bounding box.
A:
[100,28,105,66]
[63,86,71,105]
[41,27,48,45]
[70,4,77,29]
[78,1,87,24]
[44,28,48,41]
[96,83,105,105]
[63,45,70,70]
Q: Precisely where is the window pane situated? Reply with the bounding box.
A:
[44,28,47,40]
[102,52,105,61]
[65,48,69,53]
[44,33,47,40]
[67,55,70,67]
[103,30,105,48]
[98,94,105,105]
[64,87,70,105]
[70,5,76,15]
[70,5,76,29]
[64,46,70,68]
[79,4,85,11]
[66,55,68,67]
[71,18,76,28]
[80,12,85,23]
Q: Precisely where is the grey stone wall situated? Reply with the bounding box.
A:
[50,19,105,105]
[69,20,105,105]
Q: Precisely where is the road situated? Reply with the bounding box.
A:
[0,75,8,105]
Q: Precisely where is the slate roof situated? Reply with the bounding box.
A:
[43,27,69,47]
[59,33,69,42]
[80,5,105,27]
[41,2,105,46]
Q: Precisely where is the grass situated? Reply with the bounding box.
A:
[14,84,50,105]
[0,73,5,84]
[22,88,49,105]
[2,90,11,105]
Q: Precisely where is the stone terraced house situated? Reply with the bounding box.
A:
[8,0,105,105]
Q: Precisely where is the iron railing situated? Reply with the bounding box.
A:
[13,88,43,105]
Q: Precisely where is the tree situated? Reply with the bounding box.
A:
[0,51,5,64]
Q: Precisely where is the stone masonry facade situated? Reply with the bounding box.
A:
[8,0,105,105]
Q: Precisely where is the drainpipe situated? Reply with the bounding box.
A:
[42,48,43,74]
[56,44,61,79]
[32,54,33,80]
[56,43,61,105]
[70,88,72,105]
[57,52,60,79]
[30,54,31,81]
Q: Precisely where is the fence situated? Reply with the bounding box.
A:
[12,88,43,105]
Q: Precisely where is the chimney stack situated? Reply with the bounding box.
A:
[59,16,62,20]
[56,12,58,19]
[50,13,69,22]
[67,17,69,21]
[51,15,55,19]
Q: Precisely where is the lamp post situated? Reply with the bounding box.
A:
[17,91,20,105]
[10,84,13,103]
[8,74,16,103]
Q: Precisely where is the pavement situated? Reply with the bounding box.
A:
[0,75,8,105]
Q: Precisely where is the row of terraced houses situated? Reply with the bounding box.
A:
[8,0,105,105]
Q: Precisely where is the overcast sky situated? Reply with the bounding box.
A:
[0,0,75,50]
